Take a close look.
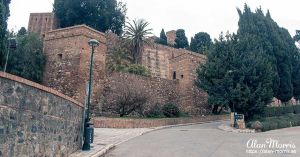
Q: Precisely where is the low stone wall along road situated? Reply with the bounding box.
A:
[104,121,300,157]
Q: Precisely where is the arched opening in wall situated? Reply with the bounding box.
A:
[173,71,177,80]
[181,75,184,79]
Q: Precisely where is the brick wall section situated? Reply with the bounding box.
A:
[28,12,57,37]
[93,115,229,128]
[0,72,84,157]
[43,25,107,104]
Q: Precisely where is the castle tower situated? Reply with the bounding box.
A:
[43,25,107,104]
[28,12,57,37]
[166,30,176,46]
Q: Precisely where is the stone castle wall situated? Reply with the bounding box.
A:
[142,43,206,80]
[28,13,209,115]
[0,72,83,157]
[98,72,209,116]
[28,13,57,37]
[43,25,107,104]
[99,72,180,115]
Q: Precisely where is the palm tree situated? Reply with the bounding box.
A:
[123,19,153,64]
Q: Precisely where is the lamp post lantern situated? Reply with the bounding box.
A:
[82,39,99,151]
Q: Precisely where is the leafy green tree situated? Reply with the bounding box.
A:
[0,0,11,70]
[6,32,45,83]
[123,19,152,64]
[155,29,168,45]
[190,32,212,54]
[197,33,274,120]
[53,0,126,35]
[174,29,189,49]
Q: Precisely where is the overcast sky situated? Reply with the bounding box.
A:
[8,0,299,40]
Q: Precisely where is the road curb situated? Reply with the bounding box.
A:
[218,124,255,133]
[98,119,229,157]
[91,144,115,157]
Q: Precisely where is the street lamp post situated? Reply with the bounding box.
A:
[233,104,237,128]
[3,37,11,72]
[82,39,100,151]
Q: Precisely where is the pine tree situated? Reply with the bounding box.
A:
[196,33,274,120]
[294,30,300,42]
[292,30,300,101]
[156,29,168,45]
[237,5,296,103]
[190,32,212,54]
[174,29,189,49]
[292,57,300,101]
[0,0,11,70]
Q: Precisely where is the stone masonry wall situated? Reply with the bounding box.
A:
[169,53,208,114]
[43,25,107,104]
[98,72,181,116]
[104,31,209,115]
[0,72,84,157]
[97,72,209,116]
[28,13,57,37]
[142,43,206,80]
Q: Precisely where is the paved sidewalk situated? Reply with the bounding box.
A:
[70,128,153,157]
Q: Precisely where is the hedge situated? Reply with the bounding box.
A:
[259,114,300,132]
[261,105,300,117]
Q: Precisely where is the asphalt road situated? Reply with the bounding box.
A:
[104,121,300,157]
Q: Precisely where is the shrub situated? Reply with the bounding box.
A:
[294,105,300,114]
[162,103,180,118]
[145,104,163,118]
[125,64,151,77]
[106,85,148,117]
[250,121,263,132]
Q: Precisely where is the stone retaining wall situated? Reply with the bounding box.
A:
[93,115,229,128]
[0,72,84,157]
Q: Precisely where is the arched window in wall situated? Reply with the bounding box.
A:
[173,71,177,80]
